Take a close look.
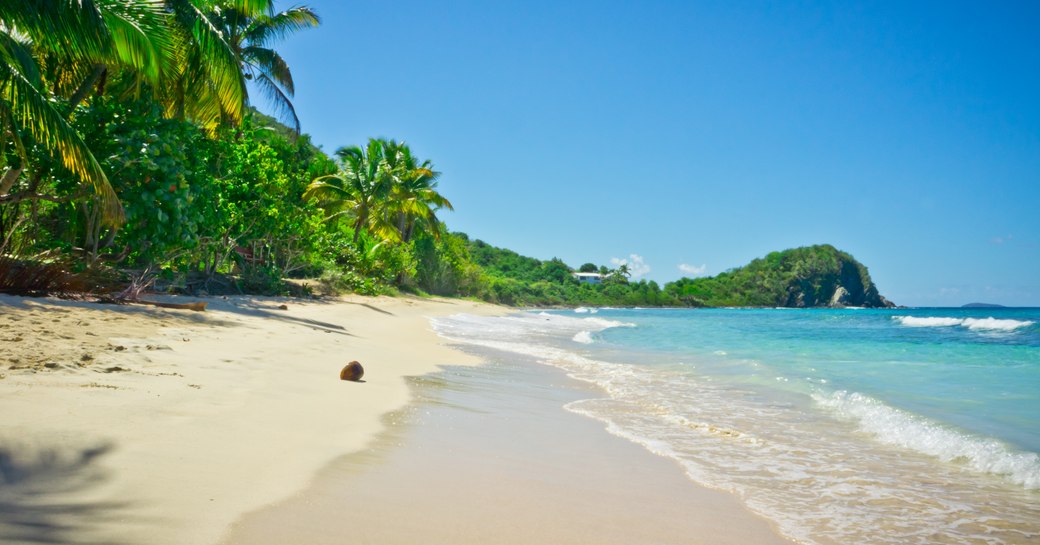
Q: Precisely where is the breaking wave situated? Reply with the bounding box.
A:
[893,315,1034,331]
[814,390,1040,489]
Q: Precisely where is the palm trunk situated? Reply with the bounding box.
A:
[0,166,23,195]
[68,64,107,112]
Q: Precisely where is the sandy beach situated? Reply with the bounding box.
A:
[1,294,791,544]
[222,352,792,545]
[0,293,501,545]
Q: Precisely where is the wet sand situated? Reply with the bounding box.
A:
[222,350,792,545]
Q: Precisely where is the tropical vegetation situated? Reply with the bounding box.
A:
[664,245,892,308]
[0,4,892,309]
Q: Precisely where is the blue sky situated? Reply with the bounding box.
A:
[267,1,1039,306]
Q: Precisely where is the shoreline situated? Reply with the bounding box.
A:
[0,293,504,545]
[221,348,793,545]
[3,296,795,544]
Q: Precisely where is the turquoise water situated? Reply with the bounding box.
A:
[600,308,1040,454]
[433,308,1040,545]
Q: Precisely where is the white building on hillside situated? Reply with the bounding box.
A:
[573,272,605,285]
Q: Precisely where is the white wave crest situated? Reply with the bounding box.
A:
[962,317,1035,331]
[814,390,1040,489]
[895,316,964,327]
[583,317,636,329]
[893,316,1034,331]
[572,331,594,344]
[574,307,590,314]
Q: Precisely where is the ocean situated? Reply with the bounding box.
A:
[432,307,1040,545]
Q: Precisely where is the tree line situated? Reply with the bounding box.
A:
[0,3,887,308]
[0,1,467,297]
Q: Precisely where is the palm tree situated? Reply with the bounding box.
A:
[609,263,631,282]
[162,0,250,132]
[0,0,126,224]
[303,139,399,249]
[381,140,453,243]
[214,0,319,133]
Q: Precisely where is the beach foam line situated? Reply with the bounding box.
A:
[573,331,594,344]
[893,315,1035,331]
[433,312,634,343]
[813,390,1040,489]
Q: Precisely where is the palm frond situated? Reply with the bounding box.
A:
[251,71,300,133]
[334,145,365,163]
[0,61,123,224]
[224,0,276,17]
[243,45,293,94]
[0,27,42,88]
[98,0,171,82]
[0,0,109,61]
[244,7,320,47]
[303,174,351,202]
[171,0,247,125]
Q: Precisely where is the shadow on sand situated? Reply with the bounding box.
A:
[0,442,129,545]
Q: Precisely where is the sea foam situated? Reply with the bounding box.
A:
[894,315,1034,331]
[814,390,1040,489]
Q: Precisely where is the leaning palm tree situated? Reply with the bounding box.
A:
[214,0,319,133]
[0,2,124,224]
[303,139,399,249]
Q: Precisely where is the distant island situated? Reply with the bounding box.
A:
[962,303,1006,308]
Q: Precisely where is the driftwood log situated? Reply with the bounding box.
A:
[135,300,207,312]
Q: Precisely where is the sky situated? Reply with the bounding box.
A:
[265,0,1040,307]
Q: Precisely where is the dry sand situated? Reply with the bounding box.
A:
[0,293,501,545]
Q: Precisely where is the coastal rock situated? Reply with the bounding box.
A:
[829,286,850,307]
[339,361,364,382]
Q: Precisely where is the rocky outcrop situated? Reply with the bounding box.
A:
[669,244,896,308]
[665,244,896,308]
[781,247,895,308]
[829,286,851,307]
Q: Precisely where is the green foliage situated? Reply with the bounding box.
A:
[664,244,887,308]
[462,237,681,307]
[0,5,894,308]
[411,230,483,296]
[469,240,548,283]
[72,95,213,264]
[318,267,381,296]
[454,241,890,308]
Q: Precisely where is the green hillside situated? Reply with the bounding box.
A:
[664,245,894,308]
[459,241,893,308]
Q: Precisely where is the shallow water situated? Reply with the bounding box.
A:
[433,308,1040,545]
